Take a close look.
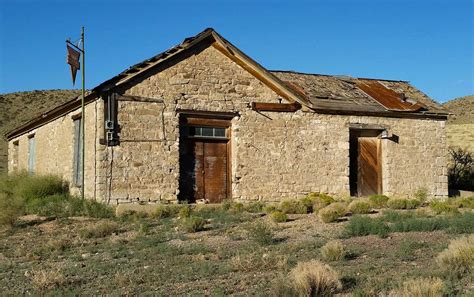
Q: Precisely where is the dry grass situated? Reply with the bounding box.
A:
[289,260,342,296]
[79,221,119,238]
[388,277,445,297]
[230,252,288,272]
[437,234,474,277]
[321,240,345,261]
[29,267,66,290]
[348,199,371,214]
[319,202,347,223]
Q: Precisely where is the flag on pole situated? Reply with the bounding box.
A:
[66,44,81,85]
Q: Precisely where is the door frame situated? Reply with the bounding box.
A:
[349,129,383,197]
[178,113,233,202]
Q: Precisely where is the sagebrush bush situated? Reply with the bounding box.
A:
[310,193,335,213]
[289,260,342,296]
[280,199,308,214]
[430,200,459,215]
[152,204,183,218]
[246,222,274,245]
[388,277,445,297]
[0,191,24,226]
[437,234,474,278]
[451,196,474,209]
[321,240,345,261]
[387,198,407,209]
[319,203,346,223]
[13,174,67,203]
[79,221,119,238]
[244,201,265,213]
[178,205,192,218]
[181,216,206,232]
[348,199,371,214]
[262,204,278,214]
[270,210,288,223]
[413,187,429,203]
[368,194,390,208]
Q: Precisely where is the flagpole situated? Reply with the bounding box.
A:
[81,27,85,200]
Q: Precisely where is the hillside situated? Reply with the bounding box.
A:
[443,95,474,152]
[0,90,81,173]
[443,95,474,124]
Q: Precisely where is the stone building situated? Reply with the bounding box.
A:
[6,28,449,204]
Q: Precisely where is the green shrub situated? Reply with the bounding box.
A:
[345,216,389,238]
[280,199,308,214]
[321,240,345,261]
[368,194,390,208]
[413,187,428,203]
[348,199,371,214]
[178,205,192,218]
[230,202,245,213]
[437,234,474,278]
[448,211,474,234]
[13,174,67,203]
[263,204,278,214]
[406,199,421,209]
[152,204,182,218]
[308,193,335,212]
[430,200,459,215]
[246,222,274,245]
[451,196,474,209]
[387,198,407,209]
[319,203,346,223]
[244,201,265,213]
[0,191,24,226]
[270,211,288,223]
[79,221,119,238]
[82,199,115,218]
[181,216,206,232]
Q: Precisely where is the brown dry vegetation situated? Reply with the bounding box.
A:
[0,207,472,295]
[0,90,80,173]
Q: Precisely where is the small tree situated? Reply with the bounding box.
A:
[448,147,474,191]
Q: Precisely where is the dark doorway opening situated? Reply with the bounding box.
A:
[178,116,231,203]
[349,129,383,197]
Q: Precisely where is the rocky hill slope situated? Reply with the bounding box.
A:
[0,90,81,173]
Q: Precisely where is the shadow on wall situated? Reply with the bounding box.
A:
[448,147,474,194]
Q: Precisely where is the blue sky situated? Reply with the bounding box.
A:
[0,0,472,102]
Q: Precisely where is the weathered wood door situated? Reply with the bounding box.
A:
[357,137,382,196]
[181,139,228,203]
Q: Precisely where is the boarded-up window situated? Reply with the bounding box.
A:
[73,118,83,186]
[12,141,19,172]
[28,136,35,173]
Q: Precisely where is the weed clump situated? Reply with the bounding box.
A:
[388,277,445,297]
[304,193,335,213]
[178,205,192,218]
[319,203,346,223]
[321,240,345,261]
[430,200,460,215]
[181,216,206,232]
[437,234,474,278]
[348,199,371,214]
[246,222,274,245]
[387,198,420,210]
[152,204,183,219]
[79,221,119,238]
[413,187,429,203]
[368,194,390,208]
[289,260,342,296]
[280,199,308,214]
[244,201,265,213]
[270,210,288,223]
[345,215,389,238]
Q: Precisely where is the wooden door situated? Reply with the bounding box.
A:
[357,137,382,196]
[180,139,228,203]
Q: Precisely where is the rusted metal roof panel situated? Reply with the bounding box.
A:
[356,80,425,111]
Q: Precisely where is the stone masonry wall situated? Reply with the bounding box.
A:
[8,100,103,200]
[99,43,448,203]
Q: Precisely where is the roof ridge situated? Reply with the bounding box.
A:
[269,69,409,83]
